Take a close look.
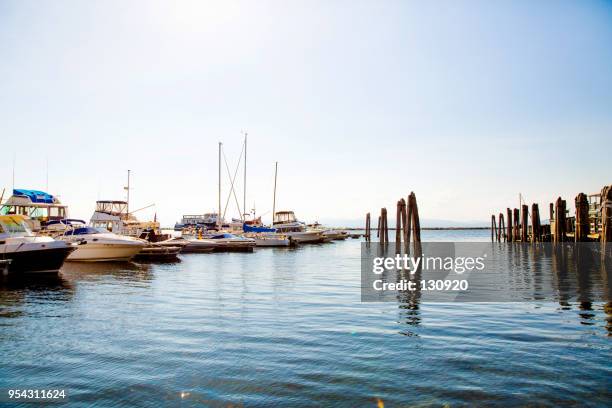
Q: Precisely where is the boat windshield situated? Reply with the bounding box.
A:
[64,227,107,236]
[0,217,31,234]
[210,233,235,239]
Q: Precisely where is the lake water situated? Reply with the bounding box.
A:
[1,230,610,407]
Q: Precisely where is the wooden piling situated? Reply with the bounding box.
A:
[507,208,513,243]
[554,197,566,243]
[513,208,520,241]
[498,213,505,242]
[521,204,529,242]
[575,193,589,242]
[377,216,381,239]
[365,212,371,242]
[491,215,497,242]
[408,192,421,243]
[601,185,612,244]
[531,203,541,242]
[400,198,407,247]
[395,200,402,244]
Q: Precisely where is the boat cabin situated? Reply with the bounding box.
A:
[273,211,297,225]
[90,200,159,236]
[0,189,68,231]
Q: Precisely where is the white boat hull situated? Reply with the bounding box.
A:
[67,243,144,262]
[286,231,324,243]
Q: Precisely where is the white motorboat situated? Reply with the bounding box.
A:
[272,211,324,244]
[58,226,145,262]
[246,233,291,247]
[205,233,256,252]
[181,237,219,253]
[0,215,75,274]
[0,189,69,233]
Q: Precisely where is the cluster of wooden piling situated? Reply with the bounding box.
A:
[365,192,421,247]
[490,184,612,244]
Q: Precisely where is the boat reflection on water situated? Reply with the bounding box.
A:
[59,261,154,283]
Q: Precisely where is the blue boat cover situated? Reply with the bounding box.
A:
[13,189,55,204]
[243,224,276,233]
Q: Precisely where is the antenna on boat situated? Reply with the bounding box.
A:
[272,161,278,225]
[125,169,131,214]
[243,131,247,222]
[218,142,222,228]
[45,157,49,191]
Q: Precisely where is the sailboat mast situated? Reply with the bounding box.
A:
[272,161,278,225]
[243,132,247,221]
[218,142,222,228]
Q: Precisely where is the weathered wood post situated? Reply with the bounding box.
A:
[601,185,612,244]
[507,208,513,243]
[531,203,541,242]
[396,200,402,244]
[408,192,421,244]
[365,212,371,242]
[554,197,566,243]
[575,193,589,242]
[521,204,529,242]
[491,215,497,242]
[513,208,520,241]
[380,208,389,244]
[400,198,407,248]
[498,213,505,241]
[377,215,381,239]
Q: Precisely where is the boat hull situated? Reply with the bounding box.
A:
[67,243,143,262]
[1,246,75,274]
[286,231,324,244]
[134,245,182,261]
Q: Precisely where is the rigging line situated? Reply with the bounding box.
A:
[221,147,245,220]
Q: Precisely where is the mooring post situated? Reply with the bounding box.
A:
[507,208,513,243]
[575,193,589,242]
[554,197,566,243]
[409,192,421,243]
[365,212,371,242]
[513,208,520,241]
[521,204,529,242]
[377,215,381,239]
[405,195,413,249]
[400,198,407,248]
[491,215,497,242]
[499,213,505,241]
[383,208,389,244]
[531,203,540,242]
[396,200,402,244]
[601,185,612,244]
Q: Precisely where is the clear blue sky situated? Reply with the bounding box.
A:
[1,0,611,226]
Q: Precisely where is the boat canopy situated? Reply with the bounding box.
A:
[95,201,128,216]
[274,211,297,224]
[13,189,57,204]
[243,224,276,233]
[63,226,105,236]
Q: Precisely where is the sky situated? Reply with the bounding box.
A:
[1,0,611,227]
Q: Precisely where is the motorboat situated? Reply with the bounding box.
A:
[307,222,348,240]
[206,233,256,252]
[181,236,219,253]
[174,213,220,231]
[0,215,75,274]
[242,223,290,247]
[90,200,160,237]
[0,189,69,232]
[133,243,182,261]
[272,211,324,244]
[58,225,145,262]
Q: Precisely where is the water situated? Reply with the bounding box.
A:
[1,230,610,407]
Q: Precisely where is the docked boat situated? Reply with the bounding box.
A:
[133,243,182,261]
[272,211,324,244]
[174,213,220,231]
[206,233,256,252]
[0,189,69,232]
[0,215,75,274]
[181,237,218,253]
[242,223,290,247]
[58,225,145,262]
